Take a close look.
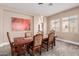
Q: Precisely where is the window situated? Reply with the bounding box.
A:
[50,20,56,30]
[69,16,78,32]
[62,15,78,33]
[50,19,60,32]
[62,17,69,32]
[55,19,60,32]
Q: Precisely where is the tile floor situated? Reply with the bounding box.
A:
[0,40,79,56]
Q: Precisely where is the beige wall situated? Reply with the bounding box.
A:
[47,6,79,43]
[0,8,4,44]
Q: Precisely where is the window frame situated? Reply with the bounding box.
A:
[50,19,60,32]
[62,15,78,33]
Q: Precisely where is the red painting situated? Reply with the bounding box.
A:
[12,17,31,31]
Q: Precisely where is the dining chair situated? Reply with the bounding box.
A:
[7,32,26,56]
[7,32,18,55]
[42,32,55,51]
[28,34,43,56]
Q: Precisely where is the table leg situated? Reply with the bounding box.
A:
[53,37,56,46]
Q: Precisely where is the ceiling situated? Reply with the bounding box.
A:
[0,3,79,16]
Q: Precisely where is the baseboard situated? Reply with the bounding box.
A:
[56,38,79,46]
[0,42,9,47]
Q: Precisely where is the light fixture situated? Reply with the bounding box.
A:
[48,3,53,6]
[38,3,53,6]
[38,3,44,5]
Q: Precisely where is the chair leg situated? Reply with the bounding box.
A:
[11,52,14,56]
[17,52,20,56]
[52,43,53,49]
[39,47,41,55]
[54,38,56,46]
[27,45,30,54]
[53,41,55,46]
[22,52,25,56]
[11,50,14,56]
[32,50,35,56]
[47,44,49,51]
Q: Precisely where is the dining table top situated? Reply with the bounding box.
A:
[14,37,33,46]
[14,35,48,46]
[13,35,52,46]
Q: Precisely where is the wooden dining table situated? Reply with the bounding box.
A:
[14,37,33,46]
[14,35,56,46]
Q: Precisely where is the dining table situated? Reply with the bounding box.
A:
[14,35,56,46]
[14,37,33,46]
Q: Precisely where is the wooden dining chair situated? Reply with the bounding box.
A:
[28,34,43,56]
[7,32,18,55]
[43,32,55,51]
[7,32,26,56]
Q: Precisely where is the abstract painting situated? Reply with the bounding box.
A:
[12,17,31,31]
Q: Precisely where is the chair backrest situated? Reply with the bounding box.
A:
[48,32,55,43]
[25,32,27,38]
[33,34,43,47]
[7,32,12,46]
